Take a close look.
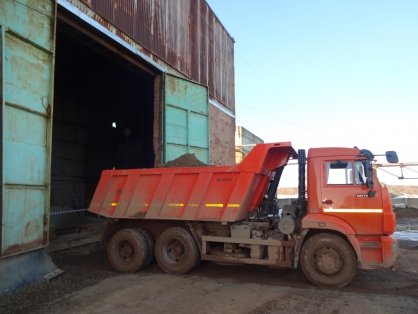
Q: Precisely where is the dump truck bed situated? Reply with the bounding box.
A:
[88,142,296,222]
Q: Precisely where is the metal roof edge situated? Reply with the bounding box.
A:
[57,0,166,73]
[209,98,235,119]
[205,1,235,43]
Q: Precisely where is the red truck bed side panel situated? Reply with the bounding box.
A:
[88,142,296,222]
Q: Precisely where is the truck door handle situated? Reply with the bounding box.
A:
[322,199,333,205]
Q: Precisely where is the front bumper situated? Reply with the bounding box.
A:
[356,235,398,269]
[382,235,398,268]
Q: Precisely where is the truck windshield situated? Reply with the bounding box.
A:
[326,160,368,185]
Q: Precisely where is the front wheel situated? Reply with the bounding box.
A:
[300,233,357,288]
[155,227,200,274]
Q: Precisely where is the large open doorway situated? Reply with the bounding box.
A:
[51,15,158,215]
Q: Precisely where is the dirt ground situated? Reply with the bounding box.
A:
[1,209,418,314]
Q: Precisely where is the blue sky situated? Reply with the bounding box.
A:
[207,0,418,186]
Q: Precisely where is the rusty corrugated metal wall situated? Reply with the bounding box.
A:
[80,0,235,111]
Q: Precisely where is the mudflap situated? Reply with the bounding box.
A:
[0,249,62,296]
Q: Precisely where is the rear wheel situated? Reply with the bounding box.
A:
[300,233,357,288]
[137,228,154,267]
[155,227,200,274]
[108,228,149,272]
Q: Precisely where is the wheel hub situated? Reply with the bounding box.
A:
[315,247,342,275]
[119,241,134,260]
[167,240,185,262]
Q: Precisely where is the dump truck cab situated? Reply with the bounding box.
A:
[301,147,398,275]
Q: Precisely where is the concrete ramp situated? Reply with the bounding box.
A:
[0,249,62,296]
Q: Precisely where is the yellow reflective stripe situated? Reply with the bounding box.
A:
[112,203,150,207]
[323,208,383,213]
[206,203,224,208]
[168,203,184,207]
[205,203,240,208]
[114,202,238,208]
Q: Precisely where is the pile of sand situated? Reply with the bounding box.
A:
[158,154,207,168]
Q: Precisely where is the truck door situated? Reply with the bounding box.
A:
[321,158,383,234]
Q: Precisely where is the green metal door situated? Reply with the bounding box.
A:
[164,74,209,163]
[0,0,55,257]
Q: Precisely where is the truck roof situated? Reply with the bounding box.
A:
[308,147,363,159]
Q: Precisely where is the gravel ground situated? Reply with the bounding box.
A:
[1,209,417,314]
[0,244,117,314]
[1,242,416,314]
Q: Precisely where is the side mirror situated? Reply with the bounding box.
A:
[386,151,399,163]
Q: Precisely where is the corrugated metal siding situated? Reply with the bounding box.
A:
[81,0,234,111]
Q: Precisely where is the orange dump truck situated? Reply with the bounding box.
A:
[88,142,399,287]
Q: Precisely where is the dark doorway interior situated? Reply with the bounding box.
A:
[51,21,155,212]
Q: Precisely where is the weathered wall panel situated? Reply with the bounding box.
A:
[235,126,264,163]
[164,74,209,163]
[0,0,55,257]
[81,0,234,111]
[209,106,235,165]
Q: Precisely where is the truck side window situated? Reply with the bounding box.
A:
[354,160,367,185]
[326,160,353,185]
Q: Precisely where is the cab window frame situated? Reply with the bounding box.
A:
[325,159,368,186]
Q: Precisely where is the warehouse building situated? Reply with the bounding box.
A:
[235,126,263,163]
[0,0,235,293]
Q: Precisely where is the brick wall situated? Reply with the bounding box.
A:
[209,106,235,165]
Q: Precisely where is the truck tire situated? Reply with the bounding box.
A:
[108,228,149,273]
[300,233,357,288]
[136,228,154,267]
[155,227,200,274]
